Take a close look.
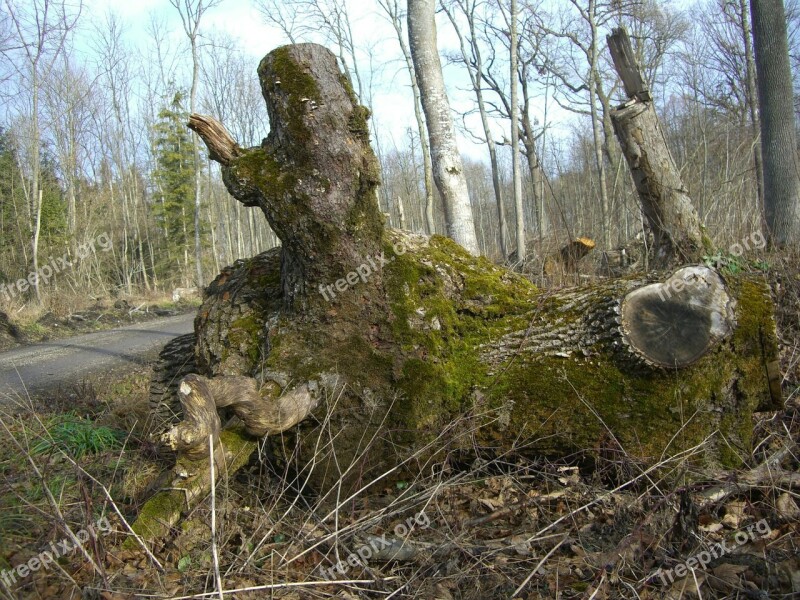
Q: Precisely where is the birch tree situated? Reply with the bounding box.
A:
[377,0,436,234]
[443,0,508,257]
[407,0,479,255]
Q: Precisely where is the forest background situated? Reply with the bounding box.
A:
[0,0,792,309]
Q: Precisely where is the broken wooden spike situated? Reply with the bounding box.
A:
[607,27,651,103]
[188,114,242,165]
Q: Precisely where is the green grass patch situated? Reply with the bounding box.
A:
[32,413,123,458]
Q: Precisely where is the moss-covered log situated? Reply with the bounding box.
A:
[133,42,781,545]
[182,235,778,483]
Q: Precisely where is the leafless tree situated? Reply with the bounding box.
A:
[255,0,364,100]
[443,0,509,257]
[408,0,479,254]
[1,0,83,302]
[509,0,525,261]
[169,0,223,289]
[750,0,800,246]
[377,0,436,234]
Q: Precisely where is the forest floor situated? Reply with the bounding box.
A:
[0,260,797,600]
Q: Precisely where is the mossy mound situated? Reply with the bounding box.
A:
[192,230,777,495]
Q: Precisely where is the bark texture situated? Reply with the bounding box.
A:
[750,0,800,246]
[184,236,778,483]
[407,0,479,255]
[190,44,384,310]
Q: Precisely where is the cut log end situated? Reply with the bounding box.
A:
[620,266,735,368]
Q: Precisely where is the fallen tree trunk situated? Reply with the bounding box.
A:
[132,43,781,544]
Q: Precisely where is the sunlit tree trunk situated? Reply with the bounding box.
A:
[444,0,508,259]
[408,0,480,254]
[378,0,436,235]
[510,0,525,261]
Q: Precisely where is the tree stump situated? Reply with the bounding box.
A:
[607,28,707,268]
[545,237,596,275]
[133,43,781,544]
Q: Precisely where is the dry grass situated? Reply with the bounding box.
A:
[0,253,798,599]
[0,376,796,599]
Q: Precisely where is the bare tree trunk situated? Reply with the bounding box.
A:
[444,0,508,258]
[740,0,765,209]
[510,0,525,262]
[397,196,407,229]
[588,1,611,250]
[407,0,479,255]
[191,37,204,289]
[607,28,706,268]
[170,0,220,289]
[31,190,42,303]
[379,0,436,236]
[520,74,544,248]
[750,0,800,246]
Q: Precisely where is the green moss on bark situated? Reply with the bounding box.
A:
[127,426,258,548]
[193,227,777,497]
[264,240,774,478]
[259,46,322,150]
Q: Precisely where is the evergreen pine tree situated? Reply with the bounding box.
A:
[151,91,198,280]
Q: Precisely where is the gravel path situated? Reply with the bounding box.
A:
[0,312,194,400]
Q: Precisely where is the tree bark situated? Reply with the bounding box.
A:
[190,44,384,311]
[510,0,525,262]
[740,0,765,209]
[607,28,706,268]
[443,0,508,258]
[134,42,781,545]
[161,238,779,480]
[750,0,800,247]
[407,0,480,255]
